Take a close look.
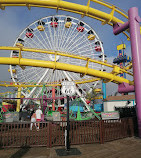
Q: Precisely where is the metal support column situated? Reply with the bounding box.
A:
[128,7,141,137]
[102,82,106,100]
[16,86,21,112]
[66,95,70,151]
[113,7,141,137]
[52,87,55,111]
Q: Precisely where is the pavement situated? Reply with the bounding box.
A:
[0,137,141,158]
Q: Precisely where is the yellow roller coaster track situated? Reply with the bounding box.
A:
[0,0,132,39]
[0,91,13,95]
[0,46,133,87]
[0,78,101,88]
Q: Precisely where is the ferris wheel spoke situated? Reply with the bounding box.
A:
[28,68,47,82]
[17,67,35,82]
[58,70,64,83]
[62,30,77,52]
[34,70,53,98]
[18,67,44,83]
[65,31,88,52]
[61,23,77,51]
[46,20,55,50]
[47,69,55,84]
[43,29,53,50]
[24,28,45,50]
[43,28,53,50]
[53,70,58,83]
[57,70,65,83]
[57,22,64,51]
[33,24,51,50]
[22,51,47,60]
[57,21,65,51]
[56,70,60,83]
[63,26,86,52]
[33,32,49,50]
[69,43,94,55]
[34,87,43,99]
[67,37,92,54]
[27,69,44,82]
[23,38,37,48]
[53,27,57,51]
[59,19,74,51]
[24,35,42,49]
[23,38,48,59]
[72,72,92,90]
[23,43,49,60]
[23,69,49,105]
[28,36,45,50]
[16,66,34,76]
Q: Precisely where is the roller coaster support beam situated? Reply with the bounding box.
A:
[129,7,141,138]
[102,81,106,99]
[52,87,55,111]
[16,86,21,112]
[114,7,141,138]
[118,83,134,93]
[113,21,129,35]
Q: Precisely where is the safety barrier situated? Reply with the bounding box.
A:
[102,118,134,143]
[0,118,134,148]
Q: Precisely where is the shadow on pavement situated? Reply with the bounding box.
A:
[10,146,30,158]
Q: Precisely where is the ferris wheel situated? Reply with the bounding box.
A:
[9,15,105,109]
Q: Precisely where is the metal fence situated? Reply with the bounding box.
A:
[0,117,134,148]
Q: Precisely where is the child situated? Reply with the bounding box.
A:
[30,113,36,130]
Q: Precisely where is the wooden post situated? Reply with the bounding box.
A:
[128,118,134,137]
[100,120,104,144]
[47,122,52,148]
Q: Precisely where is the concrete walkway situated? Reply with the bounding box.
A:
[0,137,141,158]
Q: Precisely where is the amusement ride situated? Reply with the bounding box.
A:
[0,0,141,136]
[9,15,105,110]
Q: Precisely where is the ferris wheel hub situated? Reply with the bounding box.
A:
[49,54,60,61]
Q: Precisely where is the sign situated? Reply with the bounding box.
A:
[61,81,76,96]
[3,112,13,119]
[101,111,120,120]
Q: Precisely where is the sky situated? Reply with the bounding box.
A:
[0,0,140,95]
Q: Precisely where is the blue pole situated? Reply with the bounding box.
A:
[102,82,106,99]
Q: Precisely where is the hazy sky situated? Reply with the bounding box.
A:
[0,0,140,95]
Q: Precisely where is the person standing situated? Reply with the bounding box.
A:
[30,112,36,130]
[35,106,42,131]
